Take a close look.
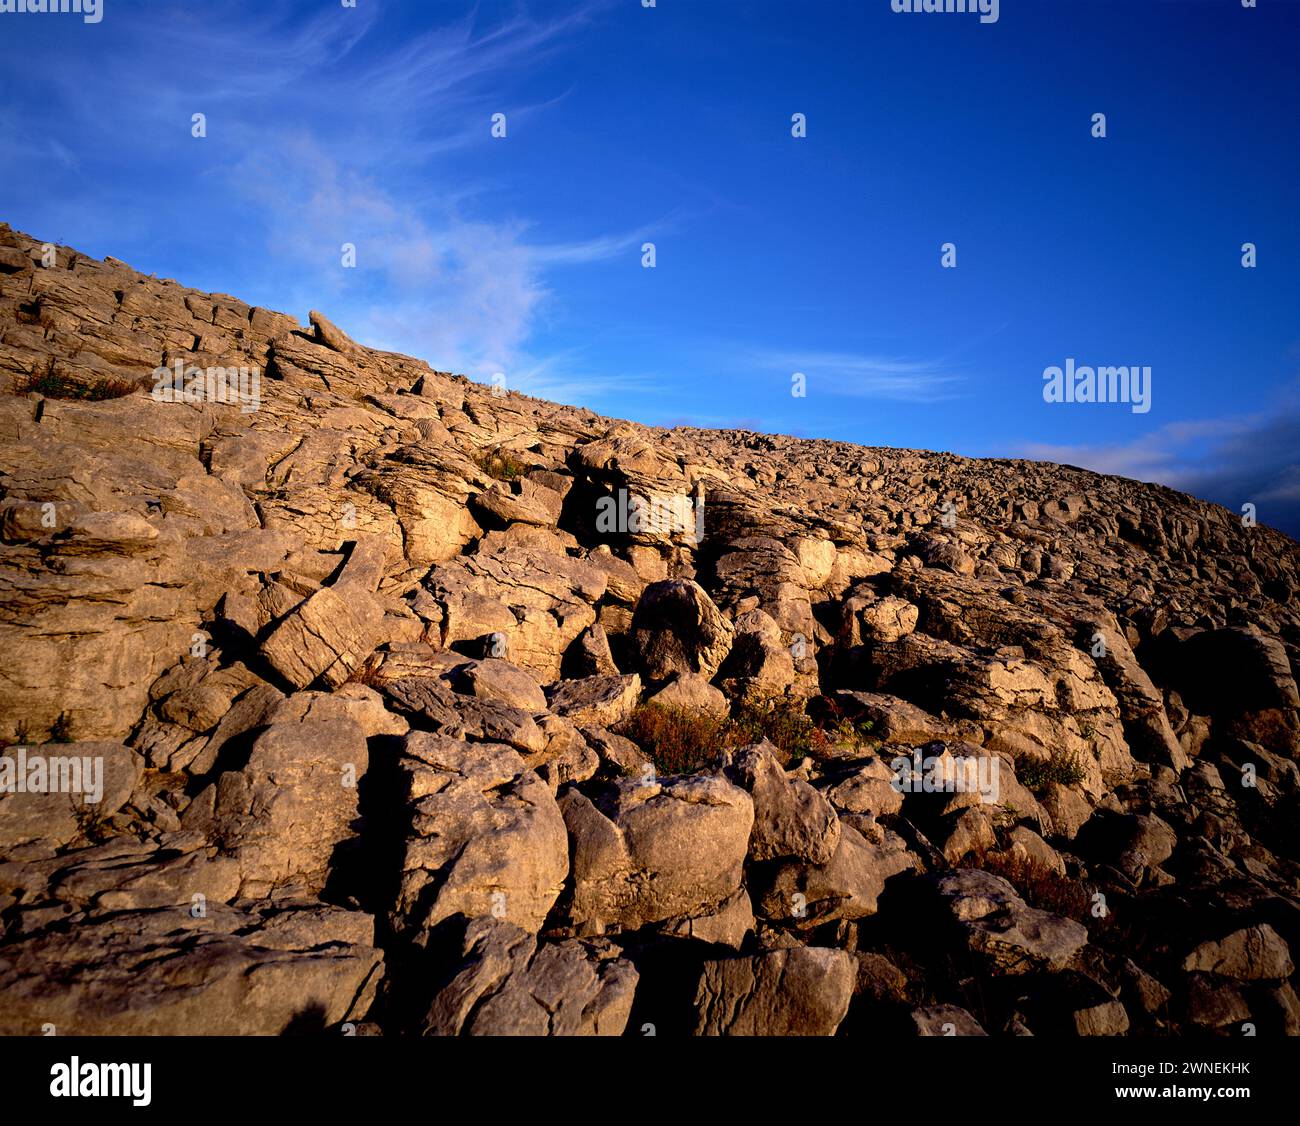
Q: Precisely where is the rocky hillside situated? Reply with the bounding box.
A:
[1,222,1297,1037]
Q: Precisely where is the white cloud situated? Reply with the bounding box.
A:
[176,1,649,381]
[742,348,964,402]
[230,131,658,379]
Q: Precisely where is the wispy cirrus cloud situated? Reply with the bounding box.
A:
[207,0,644,380]
[230,130,665,380]
[1016,417,1250,485]
[533,224,668,267]
[740,348,965,402]
[474,351,662,408]
[3,0,637,384]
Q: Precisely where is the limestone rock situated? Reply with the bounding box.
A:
[547,673,641,728]
[1182,925,1293,982]
[631,579,734,681]
[753,821,913,927]
[260,585,383,690]
[3,225,1300,1039]
[561,774,753,931]
[0,903,383,1035]
[183,719,366,896]
[646,671,728,717]
[693,947,855,1036]
[424,917,637,1035]
[912,1004,988,1036]
[934,869,1088,973]
[727,740,841,864]
[392,734,569,939]
[0,742,142,850]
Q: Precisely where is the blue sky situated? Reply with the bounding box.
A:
[3,0,1298,534]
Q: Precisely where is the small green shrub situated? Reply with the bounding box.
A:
[805,695,878,759]
[814,716,878,758]
[731,693,819,764]
[1017,750,1086,792]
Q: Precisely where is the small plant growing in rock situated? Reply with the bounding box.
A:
[618,694,823,774]
[618,703,731,775]
[815,715,877,757]
[991,804,1020,830]
[345,659,385,688]
[963,847,1092,924]
[805,695,878,759]
[731,693,818,763]
[74,803,115,844]
[47,712,74,743]
[472,448,527,481]
[18,367,136,401]
[1016,750,1086,792]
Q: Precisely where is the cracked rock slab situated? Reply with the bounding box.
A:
[391,734,569,940]
[935,868,1089,974]
[560,774,753,931]
[181,719,366,896]
[260,585,383,690]
[0,903,383,1035]
[546,673,641,728]
[693,947,855,1036]
[1182,924,1293,982]
[424,916,637,1035]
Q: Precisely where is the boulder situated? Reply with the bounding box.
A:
[630,579,734,681]
[260,585,383,690]
[693,947,855,1036]
[182,719,366,895]
[727,740,841,864]
[646,672,729,718]
[753,821,913,927]
[0,904,383,1035]
[391,734,569,939]
[911,1004,988,1036]
[560,774,753,931]
[1182,924,1293,982]
[933,869,1088,974]
[546,674,641,728]
[424,917,637,1036]
[453,658,548,713]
